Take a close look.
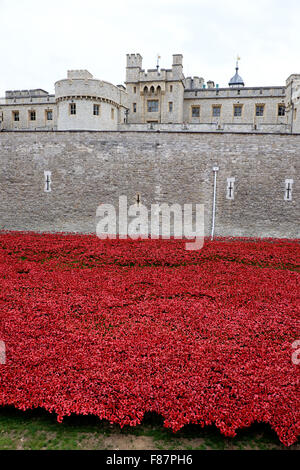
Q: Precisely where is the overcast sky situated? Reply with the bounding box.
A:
[0,0,299,95]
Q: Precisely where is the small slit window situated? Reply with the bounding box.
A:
[226,177,235,200]
[44,171,51,193]
[284,179,293,201]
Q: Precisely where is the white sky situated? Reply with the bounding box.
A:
[0,0,299,95]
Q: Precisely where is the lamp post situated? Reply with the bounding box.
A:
[211,166,219,240]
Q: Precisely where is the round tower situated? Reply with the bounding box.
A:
[55,70,128,131]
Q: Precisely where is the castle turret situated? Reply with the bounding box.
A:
[286,74,300,133]
[55,70,128,131]
[172,54,184,80]
[126,54,143,82]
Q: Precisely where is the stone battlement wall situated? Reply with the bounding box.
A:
[0,131,298,238]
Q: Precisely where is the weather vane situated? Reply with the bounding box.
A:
[236,54,241,68]
[156,54,161,71]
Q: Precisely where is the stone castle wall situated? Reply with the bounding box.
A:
[0,131,298,238]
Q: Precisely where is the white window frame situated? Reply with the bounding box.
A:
[44,171,52,193]
[284,179,293,201]
[226,177,235,200]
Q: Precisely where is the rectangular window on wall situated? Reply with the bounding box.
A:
[255,104,264,116]
[191,106,200,117]
[44,171,51,193]
[234,105,242,117]
[70,103,76,115]
[284,179,293,201]
[133,103,137,113]
[46,110,53,120]
[212,106,221,117]
[93,104,100,116]
[29,110,36,121]
[12,111,19,121]
[111,108,115,119]
[147,100,159,112]
[168,102,173,112]
[278,104,285,116]
[226,177,235,200]
[133,86,137,93]
[170,85,173,92]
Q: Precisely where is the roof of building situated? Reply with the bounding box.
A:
[229,62,244,87]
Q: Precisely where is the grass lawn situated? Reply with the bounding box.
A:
[0,407,299,450]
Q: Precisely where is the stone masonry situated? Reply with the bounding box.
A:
[0,131,298,238]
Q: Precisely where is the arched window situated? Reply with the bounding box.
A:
[150,85,155,94]
[156,85,161,93]
[143,86,148,94]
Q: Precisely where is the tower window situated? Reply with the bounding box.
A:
[170,85,173,92]
[111,108,115,119]
[70,103,76,115]
[284,179,293,201]
[278,104,285,116]
[234,105,242,117]
[212,105,221,117]
[226,177,235,200]
[133,103,137,113]
[133,86,137,93]
[44,171,51,193]
[168,102,173,112]
[46,110,53,120]
[147,100,159,112]
[12,111,19,121]
[256,104,264,116]
[29,110,36,121]
[93,104,100,116]
[191,106,200,117]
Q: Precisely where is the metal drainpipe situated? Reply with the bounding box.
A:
[211,166,219,240]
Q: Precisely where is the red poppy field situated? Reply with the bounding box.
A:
[0,232,299,446]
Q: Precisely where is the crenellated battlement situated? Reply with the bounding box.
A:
[0,52,299,134]
[126,53,143,68]
[67,70,94,80]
